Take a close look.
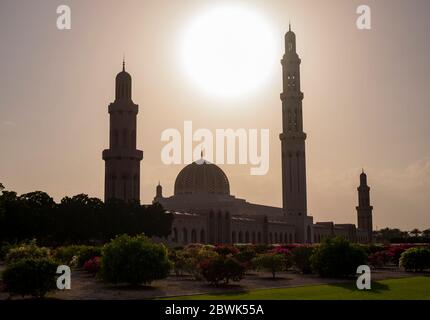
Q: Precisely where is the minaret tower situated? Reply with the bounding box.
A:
[356,170,373,242]
[102,60,143,202]
[280,25,312,243]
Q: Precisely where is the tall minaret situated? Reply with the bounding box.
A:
[356,170,373,242]
[280,25,312,242]
[102,60,143,202]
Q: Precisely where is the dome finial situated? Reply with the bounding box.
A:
[122,54,125,71]
[289,20,291,32]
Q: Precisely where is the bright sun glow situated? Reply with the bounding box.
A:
[179,5,278,99]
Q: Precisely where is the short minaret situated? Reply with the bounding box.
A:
[156,182,163,198]
[280,25,312,243]
[356,170,373,242]
[102,60,143,202]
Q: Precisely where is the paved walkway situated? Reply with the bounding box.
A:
[0,264,420,300]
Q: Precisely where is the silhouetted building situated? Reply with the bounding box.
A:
[96,28,374,244]
[357,170,374,242]
[102,60,143,202]
[280,24,313,243]
[149,26,374,246]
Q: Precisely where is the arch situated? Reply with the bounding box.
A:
[232,231,237,243]
[191,229,197,243]
[238,231,243,243]
[314,234,317,243]
[172,228,178,242]
[183,228,188,244]
[306,225,312,243]
[257,232,262,243]
[245,231,249,243]
[252,231,256,244]
[200,229,206,243]
[274,232,278,243]
[269,233,273,244]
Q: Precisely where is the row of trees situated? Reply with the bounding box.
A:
[374,228,430,243]
[0,184,173,246]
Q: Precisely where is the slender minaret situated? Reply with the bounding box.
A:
[356,170,373,242]
[280,25,311,242]
[102,60,143,202]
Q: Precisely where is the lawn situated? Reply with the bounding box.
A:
[163,276,430,300]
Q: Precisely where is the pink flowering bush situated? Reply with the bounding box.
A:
[83,256,101,274]
[386,244,416,265]
[368,250,392,268]
[269,246,293,270]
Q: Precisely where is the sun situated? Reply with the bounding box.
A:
[179,4,278,100]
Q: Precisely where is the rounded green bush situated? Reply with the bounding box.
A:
[310,237,368,278]
[252,253,285,279]
[2,257,57,298]
[100,234,171,286]
[400,247,430,272]
[5,242,50,265]
[291,245,315,274]
[53,245,83,265]
[200,255,246,286]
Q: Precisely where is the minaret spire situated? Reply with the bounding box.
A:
[280,27,312,243]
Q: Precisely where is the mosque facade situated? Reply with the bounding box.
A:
[103,28,373,245]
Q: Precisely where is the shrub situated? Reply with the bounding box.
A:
[77,246,102,268]
[5,241,50,265]
[386,244,415,265]
[181,244,218,280]
[368,250,391,268]
[310,237,368,278]
[236,245,257,271]
[200,255,245,286]
[83,256,101,274]
[214,244,239,256]
[291,245,314,274]
[252,253,285,279]
[399,247,430,272]
[0,243,16,261]
[53,245,83,265]
[270,246,293,270]
[2,257,57,298]
[100,234,171,285]
[168,249,187,276]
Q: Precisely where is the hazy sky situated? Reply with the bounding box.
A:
[0,0,429,230]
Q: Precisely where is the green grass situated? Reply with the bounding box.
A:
[163,276,430,300]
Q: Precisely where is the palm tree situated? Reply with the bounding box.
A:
[409,228,421,237]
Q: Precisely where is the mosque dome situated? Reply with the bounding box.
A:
[174,159,230,196]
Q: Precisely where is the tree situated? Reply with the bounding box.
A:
[422,229,430,238]
[409,229,422,238]
[252,253,286,279]
[374,228,408,243]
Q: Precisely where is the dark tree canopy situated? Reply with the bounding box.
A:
[0,189,173,246]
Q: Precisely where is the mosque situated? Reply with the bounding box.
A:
[102,27,374,245]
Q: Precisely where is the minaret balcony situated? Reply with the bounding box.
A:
[280,92,304,101]
[102,149,143,160]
